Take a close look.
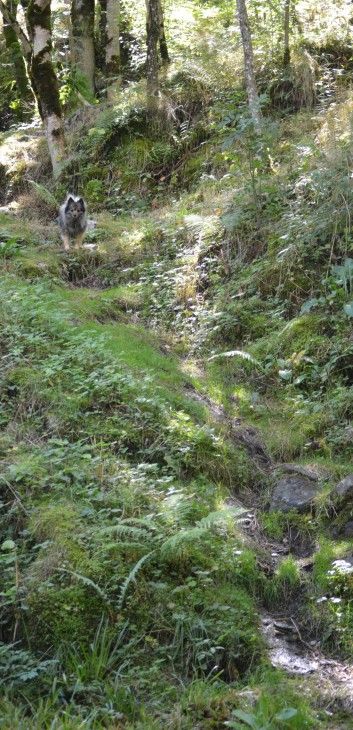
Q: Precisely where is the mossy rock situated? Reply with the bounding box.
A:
[251,313,329,360]
[331,503,353,535]
[59,248,107,284]
[210,297,274,346]
[15,258,59,279]
[28,504,88,565]
[26,585,105,649]
[182,148,208,186]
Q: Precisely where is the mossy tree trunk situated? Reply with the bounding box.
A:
[0,0,39,107]
[146,0,169,67]
[2,0,34,114]
[157,0,169,65]
[0,0,31,63]
[145,0,159,115]
[283,0,291,67]
[70,0,95,99]
[236,0,261,132]
[96,0,107,70]
[27,0,66,177]
[105,0,121,101]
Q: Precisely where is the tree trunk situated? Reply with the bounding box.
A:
[236,0,261,132]
[283,0,291,67]
[157,0,169,65]
[105,0,121,100]
[2,0,34,111]
[0,0,31,62]
[27,0,66,176]
[0,0,38,104]
[97,0,107,70]
[70,0,95,99]
[145,0,159,114]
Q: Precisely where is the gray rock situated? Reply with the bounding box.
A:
[270,475,320,513]
[330,474,353,505]
[274,464,319,481]
[342,521,353,538]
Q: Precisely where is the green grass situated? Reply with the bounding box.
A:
[3,12,353,725]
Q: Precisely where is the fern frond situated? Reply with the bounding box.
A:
[108,525,157,543]
[117,517,158,530]
[160,528,208,560]
[58,568,108,602]
[104,541,153,553]
[197,507,247,529]
[163,494,198,525]
[207,350,262,368]
[28,180,59,208]
[118,551,155,609]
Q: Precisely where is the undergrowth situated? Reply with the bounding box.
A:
[3,1,353,727]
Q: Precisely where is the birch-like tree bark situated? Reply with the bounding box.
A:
[145,0,159,114]
[70,0,95,98]
[27,0,66,176]
[105,0,121,100]
[2,0,34,111]
[236,0,261,132]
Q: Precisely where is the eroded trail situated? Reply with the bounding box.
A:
[186,384,353,723]
[260,612,353,717]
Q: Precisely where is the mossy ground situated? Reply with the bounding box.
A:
[2,2,353,727]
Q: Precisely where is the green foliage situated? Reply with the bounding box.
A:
[226,702,298,730]
[27,180,59,209]
[0,232,23,258]
[0,643,56,695]
[3,2,353,726]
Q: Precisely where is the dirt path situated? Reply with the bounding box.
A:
[186,384,353,724]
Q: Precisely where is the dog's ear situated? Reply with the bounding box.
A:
[77,198,86,211]
[65,195,74,211]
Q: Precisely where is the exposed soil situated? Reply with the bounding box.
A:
[186,385,353,724]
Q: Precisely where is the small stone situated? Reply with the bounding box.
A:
[330,474,353,505]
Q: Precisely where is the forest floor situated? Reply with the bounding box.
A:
[2,42,353,728]
[1,182,353,728]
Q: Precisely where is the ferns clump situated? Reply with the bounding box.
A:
[268,51,318,112]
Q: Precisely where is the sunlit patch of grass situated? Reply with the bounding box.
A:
[75,319,184,381]
[56,285,142,322]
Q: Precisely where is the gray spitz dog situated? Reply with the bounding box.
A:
[59,194,87,250]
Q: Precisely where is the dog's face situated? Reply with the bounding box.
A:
[65,197,86,221]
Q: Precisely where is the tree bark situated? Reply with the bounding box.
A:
[283,0,291,67]
[236,0,261,132]
[145,0,159,114]
[2,0,34,110]
[0,0,38,105]
[97,0,107,69]
[70,0,95,99]
[0,0,31,61]
[105,0,121,100]
[157,0,169,65]
[27,0,66,176]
